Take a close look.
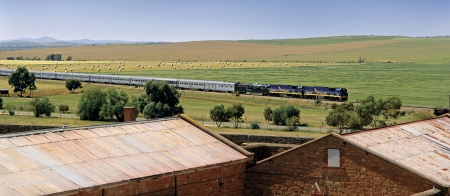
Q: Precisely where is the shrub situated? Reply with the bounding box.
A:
[30,97,55,117]
[6,105,15,116]
[314,99,322,106]
[250,121,260,129]
[285,116,299,131]
[59,104,69,113]
[273,105,300,125]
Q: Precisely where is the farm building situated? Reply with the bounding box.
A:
[245,115,450,195]
[0,115,253,196]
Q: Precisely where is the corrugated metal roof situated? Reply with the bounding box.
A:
[0,117,250,195]
[343,116,450,187]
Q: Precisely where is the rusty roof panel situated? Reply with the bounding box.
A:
[34,168,80,191]
[58,140,100,161]
[147,151,188,171]
[0,117,249,195]
[89,127,115,137]
[344,116,450,187]
[132,123,154,132]
[0,138,16,149]
[118,124,143,133]
[134,153,173,174]
[104,126,128,135]
[103,157,145,179]
[24,134,52,145]
[59,131,84,140]
[87,159,129,182]
[6,137,33,147]
[42,132,68,142]
[103,136,142,155]
[159,120,179,129]
[74,129,100,138]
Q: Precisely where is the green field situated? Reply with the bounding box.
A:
[0,36,447,131]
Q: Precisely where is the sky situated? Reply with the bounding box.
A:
[1,0,449,42]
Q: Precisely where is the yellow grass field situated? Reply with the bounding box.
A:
[0,36,449,63]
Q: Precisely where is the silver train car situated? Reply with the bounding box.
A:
[0,69,235,92]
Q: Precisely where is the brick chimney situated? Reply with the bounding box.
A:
[123,107,136,122]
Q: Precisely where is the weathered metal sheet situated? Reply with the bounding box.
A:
[89,127,115,137]
[134,153,173,174]
[104,126,128,135]
[34,168,80,191]
[103,136,142,155]
[74,129,100,138]
[72,162,115,185]
[59,131,84,140]
[159,120,179,129]
[88,137,129,157]
[24,134,52,145]
[132,123,154,132]
[344,117,450,186]
[6,136,33,147]
[162,149,201,168]
[37,143,82,165]
[118,124,143,133]
[0,138,16,149]
[86,159,129,182]
[157,129,194,147]
[52,165,95,187]
[144,122,168,131]
[103,157,145,178]
[19,145,61,167]
[0,117,250,195]
[72,139,112,159]
[132,133,169,152]
[147,151,188,171]
[58,140,100,161]
[42,132,68,142]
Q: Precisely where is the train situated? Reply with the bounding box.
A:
[0,69,348,101]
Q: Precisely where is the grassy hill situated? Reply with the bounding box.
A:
[0,36,448,63]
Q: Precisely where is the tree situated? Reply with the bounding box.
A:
[8,67,36,97]
[28,73,36,97]
[272,105,300,126]
[29,97,55,117]
[77,87,106,120]
[65,79,83,93]
[67,56,72,61]
[59,104,69,113]
[210,104,231,127]
[137,81,183,119]
[358,56,366,64]
[355,95,404,128]
[325,102,362,134]
[263,107,273,124]
[227,103,245,128]
[99,88,129,122]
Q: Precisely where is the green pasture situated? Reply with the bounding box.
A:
[93,63,448,107]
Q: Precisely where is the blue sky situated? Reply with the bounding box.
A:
[1,0,448,42]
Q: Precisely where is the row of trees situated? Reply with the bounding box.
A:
[209,104,245,128]
[77,80,183,122]
[45,54,62,61]
[325,95,404,133]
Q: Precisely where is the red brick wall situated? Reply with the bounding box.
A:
[65,162,246,196]
[245,135,447,196]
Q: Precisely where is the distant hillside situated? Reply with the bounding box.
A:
[0,37,166,51]
[0,36,448,63]
[237,35,405,46]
